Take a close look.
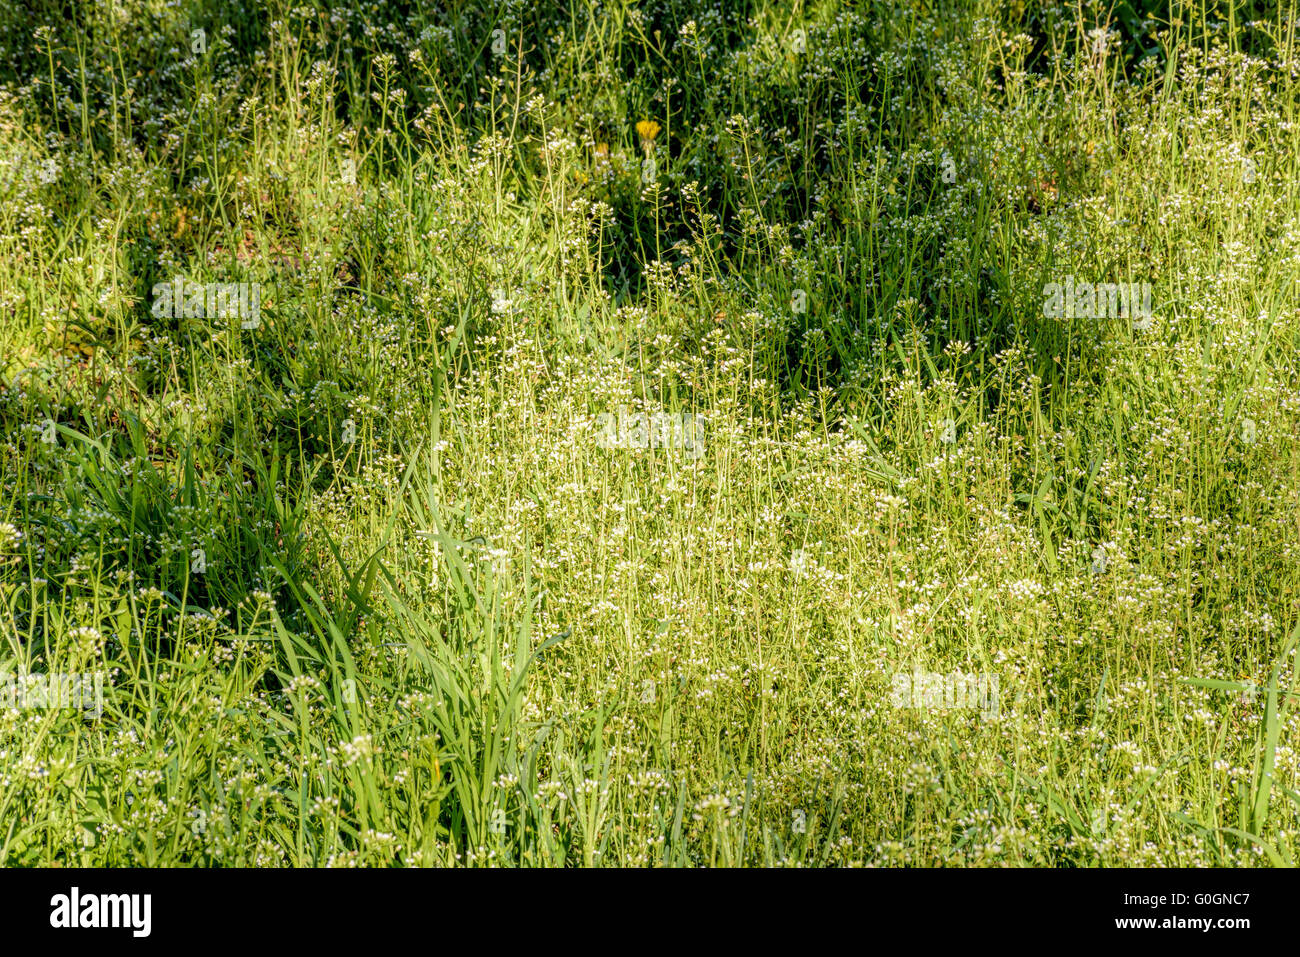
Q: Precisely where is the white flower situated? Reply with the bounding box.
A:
[0,522,20,552]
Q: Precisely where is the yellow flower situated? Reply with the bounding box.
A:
[636,120,661,156]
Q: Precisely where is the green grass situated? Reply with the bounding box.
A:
[1,0,1299,866]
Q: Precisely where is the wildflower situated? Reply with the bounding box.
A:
[339,734,374,768]
[68,627,105,660]
[636,120,660,157]
[0,522,20,553]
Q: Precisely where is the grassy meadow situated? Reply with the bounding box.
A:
[2,0,1300,867]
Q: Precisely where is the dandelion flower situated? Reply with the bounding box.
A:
[636,120,661,156]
